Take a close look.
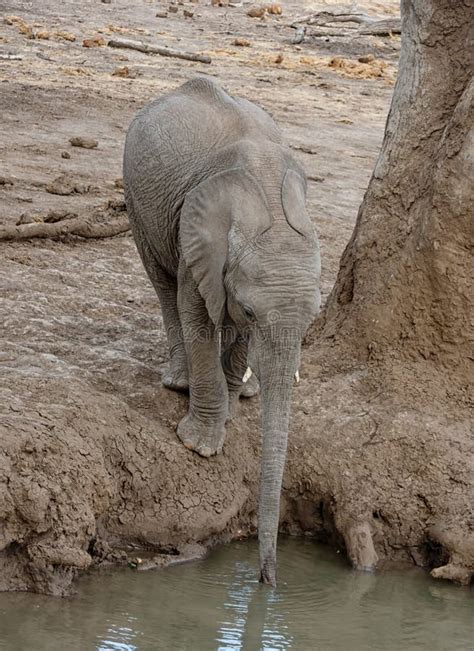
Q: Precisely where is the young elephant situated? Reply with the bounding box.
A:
[123,78,321,586]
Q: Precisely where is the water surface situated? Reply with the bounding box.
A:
[0,539,472,650]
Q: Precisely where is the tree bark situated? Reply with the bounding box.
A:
[302,0,474,585]
[318,0,473,382]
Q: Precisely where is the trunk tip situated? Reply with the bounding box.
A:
[259,561,277,587]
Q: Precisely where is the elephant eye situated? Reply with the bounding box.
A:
[242,305,256,322]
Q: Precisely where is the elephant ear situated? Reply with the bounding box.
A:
[180,168,271,325]
[281,169,315,240]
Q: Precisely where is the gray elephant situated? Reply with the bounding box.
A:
[123,77,321,586]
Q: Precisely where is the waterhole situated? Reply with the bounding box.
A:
[0,539,472,650]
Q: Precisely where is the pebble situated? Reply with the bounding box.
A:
[69,136,98,149]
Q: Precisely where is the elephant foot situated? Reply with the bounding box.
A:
[240,373,260,399]
[177,413,226,457]
[227,375,260,421]
[162,361,189,393]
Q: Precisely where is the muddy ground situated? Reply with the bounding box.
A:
[1,0,472,595]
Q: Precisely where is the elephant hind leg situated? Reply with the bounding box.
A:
[129,215,188,392]
[240,372,259,399]
[221,332,259,420]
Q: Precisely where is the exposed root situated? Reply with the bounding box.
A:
[428,524,474,586]
[343,521,379,571]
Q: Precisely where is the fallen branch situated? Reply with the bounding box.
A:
[0,215,130,241]
[358,19,401,36]
[302,26,355,38]
[107,38,212,64]
[291,4,400,35]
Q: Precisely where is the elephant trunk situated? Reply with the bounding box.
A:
[257,334,300,586]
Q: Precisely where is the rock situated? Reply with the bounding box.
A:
[358,54,375,63]
[55,30,76,42]
[431,563,472,586]
[156,11,168,17]
[46,174,90,196]
[19,22,34,39]
[46,175,76,196]
[169,5,179,13]
[274,53,284,64]
[107,198,127,211]
[233,37,251,47]
[183,9,194,17]
[82,36,106,48]
[112,66,134,78]
[61,151,71,159]
[0,176,14,186]
[247,5,266,18]
[69,136,98,149]
[266,3,282,15]
[292,26,306,44]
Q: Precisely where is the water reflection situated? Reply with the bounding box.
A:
[216,559,293,650]
[0,538,472,651]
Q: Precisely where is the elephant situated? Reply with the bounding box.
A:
[123,77,321,586]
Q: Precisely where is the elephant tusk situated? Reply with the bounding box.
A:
[243,367,299,382]
[242,366,253,383]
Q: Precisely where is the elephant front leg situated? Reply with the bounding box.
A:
[177,268,228,457]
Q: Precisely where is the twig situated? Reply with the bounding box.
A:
[0,54,23,60]
[37,52,56,62]
[107,38,212,64]
[0,215,130,241]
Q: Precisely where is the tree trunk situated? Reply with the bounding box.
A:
[302,0,473,584]
[320,0,473,381]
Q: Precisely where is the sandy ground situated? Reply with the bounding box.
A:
[1,0,400,413]
[6,0,470,597]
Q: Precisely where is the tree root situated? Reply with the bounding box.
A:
[343,521,379,571]
[429,524,473,586]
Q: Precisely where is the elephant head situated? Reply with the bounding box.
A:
[180,155,321,586]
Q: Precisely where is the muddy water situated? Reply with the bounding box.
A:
[0,539,472,651]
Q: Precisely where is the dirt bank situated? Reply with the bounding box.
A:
[1,0,472,594]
